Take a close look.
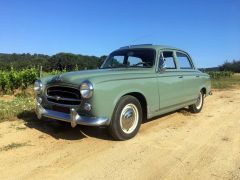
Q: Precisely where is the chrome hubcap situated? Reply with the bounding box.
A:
[120,104,139,134]
[196,92,203,109]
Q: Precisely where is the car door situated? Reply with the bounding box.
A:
[157,50,185,110]
[175,51,200,102]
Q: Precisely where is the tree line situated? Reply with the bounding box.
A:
[219,60,240,73]
[0,53,239,73]
[200,59,240,73]
[0,53,107,71]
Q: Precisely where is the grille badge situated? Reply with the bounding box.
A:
[54,96,61,101]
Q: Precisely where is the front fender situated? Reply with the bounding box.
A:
[89,77,159,121]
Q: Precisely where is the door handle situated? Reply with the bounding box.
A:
[178,75,183,78]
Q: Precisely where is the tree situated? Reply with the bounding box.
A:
[219,59,240,72]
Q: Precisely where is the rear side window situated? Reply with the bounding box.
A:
[162,51,176,69]
[176,52,193,69]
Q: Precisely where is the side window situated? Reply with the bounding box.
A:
[111,56,124,67]
[162,51,176,69]
[176,52,193,69]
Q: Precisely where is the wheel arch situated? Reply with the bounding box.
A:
[119,92,148,121]
[200,87,207,96]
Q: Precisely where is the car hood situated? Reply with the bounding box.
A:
[45,68,155,86]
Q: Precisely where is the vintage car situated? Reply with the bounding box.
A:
[34,44,211,140]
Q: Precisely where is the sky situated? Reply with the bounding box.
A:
[0,0,239,68]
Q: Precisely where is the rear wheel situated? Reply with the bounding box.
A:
[189,90,204,113]
[108,95,142,140]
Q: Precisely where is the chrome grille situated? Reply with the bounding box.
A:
[46,86,81,105]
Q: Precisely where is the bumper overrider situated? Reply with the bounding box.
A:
[35,103,110,127]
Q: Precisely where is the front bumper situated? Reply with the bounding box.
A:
[35,103,110,127]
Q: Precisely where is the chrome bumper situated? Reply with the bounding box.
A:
[35,103,109,127]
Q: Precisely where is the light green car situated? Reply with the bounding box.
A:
[35,44,211,140]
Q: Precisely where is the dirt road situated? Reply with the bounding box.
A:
[0,89,240,180]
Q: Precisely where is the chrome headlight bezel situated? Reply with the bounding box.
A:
[34,80,43,95]
[80,81,93,99]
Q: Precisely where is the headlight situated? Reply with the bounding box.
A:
[34,80,43,94]
[80,81,93,99]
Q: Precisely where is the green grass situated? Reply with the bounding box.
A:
[211,74,240,89]
[0,95,34,122]
[0,142,29,152]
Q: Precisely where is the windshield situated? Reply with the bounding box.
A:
[101,49,156,69]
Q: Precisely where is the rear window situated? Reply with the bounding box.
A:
[176,52,193,69]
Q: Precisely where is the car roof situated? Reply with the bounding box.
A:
[118,44,184,52]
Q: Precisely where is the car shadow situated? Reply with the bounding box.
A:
[18,108,191,141]
[17,110,113,141]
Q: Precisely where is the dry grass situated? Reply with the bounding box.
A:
[0,142,29,152]
[16,126,27,131]
[211,73,240,89]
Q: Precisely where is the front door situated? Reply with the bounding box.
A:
[157,50,184,110]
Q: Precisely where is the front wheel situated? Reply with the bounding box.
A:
[108,95,142,140]
[189,90,204,113]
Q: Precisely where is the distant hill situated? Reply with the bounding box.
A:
[199,60,240,73]
[199,67,220,72]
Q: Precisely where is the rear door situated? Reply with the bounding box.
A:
[175,51,200,101]
[157,50,184,110]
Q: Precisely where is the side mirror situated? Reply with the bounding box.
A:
[159,57,166,73]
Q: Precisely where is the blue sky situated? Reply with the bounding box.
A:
[0,0,239,68]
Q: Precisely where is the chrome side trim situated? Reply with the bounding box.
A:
[36,103,110,127]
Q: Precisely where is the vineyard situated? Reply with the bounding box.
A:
[206,71,234,79]
[0,68,39,94]
[0,67,70,94]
